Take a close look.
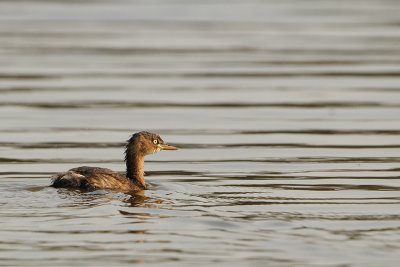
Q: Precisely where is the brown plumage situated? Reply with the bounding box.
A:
[51,131,177,193]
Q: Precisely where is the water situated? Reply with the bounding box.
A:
[1,0,400,266]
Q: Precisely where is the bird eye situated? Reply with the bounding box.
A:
[153,140,158,144]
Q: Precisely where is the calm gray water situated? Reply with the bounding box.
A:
[1,0,400,266]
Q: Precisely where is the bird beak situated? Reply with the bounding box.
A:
[159,144,178,150]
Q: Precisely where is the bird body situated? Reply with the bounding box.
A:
[51,131,177,193]
[52,166,141,192]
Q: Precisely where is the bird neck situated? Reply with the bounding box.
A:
[125,150,146,189]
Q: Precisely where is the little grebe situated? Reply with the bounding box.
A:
[51,131,177,193]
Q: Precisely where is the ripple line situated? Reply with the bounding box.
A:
[1,101,397,109]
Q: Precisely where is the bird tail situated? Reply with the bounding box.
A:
[51,171,87,188]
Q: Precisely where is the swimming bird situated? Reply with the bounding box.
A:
[51,131,177,193]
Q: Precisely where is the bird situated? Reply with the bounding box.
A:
[51,131,177,193]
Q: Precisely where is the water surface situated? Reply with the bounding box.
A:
[1,0,400,266]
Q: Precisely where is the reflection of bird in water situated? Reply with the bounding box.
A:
[51,131,177,193]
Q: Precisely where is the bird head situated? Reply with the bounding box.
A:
[127,131,178,156]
